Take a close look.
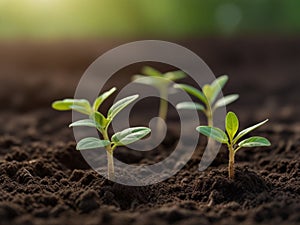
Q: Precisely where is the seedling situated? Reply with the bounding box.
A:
[175,75,239,126]
[132,66,186,131]
[52,87,151,180]
[197,111,271,179]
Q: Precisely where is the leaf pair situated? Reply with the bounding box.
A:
[132,66,186,90]
[52,87,118,118]
[141,66,186,81]
[225,112,270,147]
[175,75,239,112]
[196,112,270,151]
[76,127,151,150]
[53,87,138,129]
[203,75,228,105]
[52,87,151,151]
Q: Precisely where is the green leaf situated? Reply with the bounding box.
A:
[91,111,107,128]
[174,84,207,105]
[93,87,117,111]
[233,119,269,144]
[111,127,151,146]
[69,119,97,128]
[209,75,228,103]
[202,84,214,103]
[132,75,169,88]
[238,136,271,149]
[164,71,186,81]
[52,99,74,110]
[199,76,229,104]
[211,75,228,90]
[213,94,239,109]
[107,94,139,119]
[176,102,205,111]
[196,126,228,144]
[52,99,92,115]
[142,66,162,77]
[76,137,110,150]
[225,112,239,141]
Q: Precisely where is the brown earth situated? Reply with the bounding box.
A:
[0,38,299,225]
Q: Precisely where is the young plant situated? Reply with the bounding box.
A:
[175,75,239,127]
[197,111,271,179]
[52,87,151,180]
[132,66,186,130]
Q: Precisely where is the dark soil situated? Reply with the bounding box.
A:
[0,38,299,225]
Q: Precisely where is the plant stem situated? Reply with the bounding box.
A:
[228,145,235,179]
[106,149,114,180]
[157,87,168,133]
[206,107,213,127]
[205,106,215,152]
[102,126,115,181]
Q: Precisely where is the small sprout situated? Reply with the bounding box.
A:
[132,66,186,131]
[196,111,271,179]
[175,75,239,126]
[52,87,151,180]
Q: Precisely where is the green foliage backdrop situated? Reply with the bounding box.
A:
[0,0,299,39]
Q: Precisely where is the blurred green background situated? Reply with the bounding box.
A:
[0,0,299,39]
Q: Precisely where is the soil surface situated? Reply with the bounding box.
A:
[0,38,299,225]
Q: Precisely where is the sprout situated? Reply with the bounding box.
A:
[52,87,151,180]
[132,66,186,131]
[175,75,239,126]
[197,111,271,179]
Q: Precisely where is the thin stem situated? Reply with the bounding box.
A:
[228,144,235,179]
[205,105,215,152]
[106,149,114,180]
[207,112,213,127]
[157,87,168,133]
[158,88,168,121]
[205,104,213,127]
[102,126,115,181]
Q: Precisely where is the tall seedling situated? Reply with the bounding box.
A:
[132,66,186,132]
[197,112,271,179]
[52,87,151,180]
[175,75,239,127]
